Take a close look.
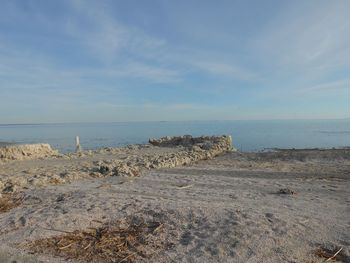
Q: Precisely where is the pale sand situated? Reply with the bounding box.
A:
[0,146,349,262]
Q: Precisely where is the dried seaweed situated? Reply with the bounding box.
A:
[0,194,22,213]
[26,219,164,263]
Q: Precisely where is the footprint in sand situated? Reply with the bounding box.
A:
[265,213,287,235]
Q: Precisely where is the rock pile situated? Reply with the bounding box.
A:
[149,135,232,149]
[96,135,233,177]
[0,135,234,193]
[0,144,59,162]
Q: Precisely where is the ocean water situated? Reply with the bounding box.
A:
[0,120,349,153]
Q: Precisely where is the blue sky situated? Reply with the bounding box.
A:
[0,0,349,123]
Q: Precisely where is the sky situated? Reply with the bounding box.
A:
[0,0,349,123]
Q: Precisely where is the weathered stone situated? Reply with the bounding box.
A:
[0,144,59,162]
[149,135,233,151]
[2,183,15,193]
[99,165,111,175]
[1,135,234,193]
[56,194,65,202]
[279,188,296,195]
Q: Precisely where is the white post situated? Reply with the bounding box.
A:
[75,136,81,152]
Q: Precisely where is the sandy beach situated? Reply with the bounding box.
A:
[2,0,350,262]
[0,136,349,263]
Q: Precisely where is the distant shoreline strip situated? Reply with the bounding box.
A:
[318,131,350,134]
[0,142,16,147]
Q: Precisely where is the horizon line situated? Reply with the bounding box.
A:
[0,117,348,126]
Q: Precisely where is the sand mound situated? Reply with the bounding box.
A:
[0,144,59,162]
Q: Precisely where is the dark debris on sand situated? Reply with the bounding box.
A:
[278,188,296,195]
[314,246,349,263]
[0,193,23,213]
[26,218,167,263]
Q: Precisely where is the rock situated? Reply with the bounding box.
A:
[2,135,235,192]
[59,172,68,178]
[149,135,233,151]
[18,216,26,226]
[0,144,59,161]
[56,194,65,202]
[99,165,111,175]
[114,164,140,177]
[144,162,152,169]
[279,188,296,195]
[200,142,214,150]
[127,145,136,150]
[2,183,15,193]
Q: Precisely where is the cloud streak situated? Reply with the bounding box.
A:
[65,0,167,62]
[257,1,350,70]
[301,79,350,93]
[191,61,257,81]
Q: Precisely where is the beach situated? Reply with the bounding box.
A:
[0,136,349,262]
[2,0,350,262]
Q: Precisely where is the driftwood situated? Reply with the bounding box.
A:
[325,247,343,262]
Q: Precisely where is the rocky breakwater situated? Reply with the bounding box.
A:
[0,135,233,194]
[0,144,59,162]
[96,135,234,177]
[148,135,234,167]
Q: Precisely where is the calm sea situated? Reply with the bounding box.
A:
[0,120,349,153]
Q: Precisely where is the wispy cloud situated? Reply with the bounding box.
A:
[142,103,202,110]
[301,79,350,93]
[257,1,350,70]
[113,62,181,83]
[64,1,167,62]
[66,1,258,82]
[1,0,259,87]
[0,0,180,85]
[191,61,257,81]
